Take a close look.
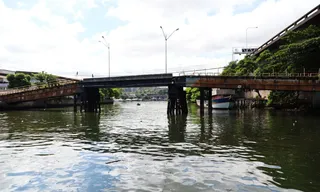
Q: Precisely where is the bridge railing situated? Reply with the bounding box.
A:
[0,79,78,96]
[179,71,320,78]
[250,4,320,56]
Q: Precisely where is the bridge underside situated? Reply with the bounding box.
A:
[81,74,173,88]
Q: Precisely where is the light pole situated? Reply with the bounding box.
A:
[246,26,258,48]
[160,26,179,74]
[99,36,111,77]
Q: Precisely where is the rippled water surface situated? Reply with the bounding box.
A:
[1,102,320,192]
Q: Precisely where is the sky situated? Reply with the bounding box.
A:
[0,0,319,78]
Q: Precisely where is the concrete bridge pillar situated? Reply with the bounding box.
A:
[207,88,212,115]
[200,88,205,116]
[167,85,188,115]
[199,88,212,116]
[81,87,101,113]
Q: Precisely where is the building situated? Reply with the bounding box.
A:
[0,69,15,91]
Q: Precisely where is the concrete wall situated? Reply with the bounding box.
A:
[212,88,270,99]
[245,90,270,99]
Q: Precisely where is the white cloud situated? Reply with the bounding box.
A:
[0,0,319,78]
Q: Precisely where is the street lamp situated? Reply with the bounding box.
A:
[99,36,111,77]
[160,26,179,74]
[246,26,258,48]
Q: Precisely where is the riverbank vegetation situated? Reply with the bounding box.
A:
[222,25,320,108]
[185,87,200,103]
[99,88,122,100]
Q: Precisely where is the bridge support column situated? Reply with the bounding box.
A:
[207,88,212,115]
[167,85,188,115]
[73,94,77,112]
[200,88,205,116]
[82,88,100,113]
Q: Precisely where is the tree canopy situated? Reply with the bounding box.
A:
[223,25,320,76]
[185,87,200,103]
[34,71,57,87]
[222,25,320,107]
[99,88,122,100]
[6,73,32,88]
[6,71,58,89]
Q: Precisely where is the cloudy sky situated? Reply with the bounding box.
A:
[0,0,319,78]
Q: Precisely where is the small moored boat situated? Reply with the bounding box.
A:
[196,94,235,109]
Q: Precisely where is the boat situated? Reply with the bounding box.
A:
[196,95,235,109]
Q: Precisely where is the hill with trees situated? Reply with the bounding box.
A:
[222,25,320,108]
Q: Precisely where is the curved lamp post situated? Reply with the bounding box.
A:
[160,26,179,74]
[99,36,111,77]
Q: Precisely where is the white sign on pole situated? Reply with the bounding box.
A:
[233,48,257,54]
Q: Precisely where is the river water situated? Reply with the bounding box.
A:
[0,102,319,192]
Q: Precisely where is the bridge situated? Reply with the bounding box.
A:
[0,72,319,113]
[250,4,320,56]
[1,4,320,113]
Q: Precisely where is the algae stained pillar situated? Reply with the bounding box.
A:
[199,88,205,116]
[73,94,77,112]
[167,85,188,115]
[83,87,100,112]
[207,88,212,115]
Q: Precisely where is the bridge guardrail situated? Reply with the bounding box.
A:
[179,71,320,78]
[0,79,78,96]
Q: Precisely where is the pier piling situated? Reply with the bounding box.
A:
[167,85,188,115]
[207,88,212,115]
[200,88,205,116]
[81,88,100,113]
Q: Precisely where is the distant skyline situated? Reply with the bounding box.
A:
[0,0,319,78]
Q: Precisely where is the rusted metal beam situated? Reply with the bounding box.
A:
[0,84,79,104]
[185,77,320,91]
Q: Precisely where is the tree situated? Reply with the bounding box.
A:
[222,25,320,108]
[6,73,32,88]
[99,88,122,100]
[34,71,57,87]
[186,87,200,103]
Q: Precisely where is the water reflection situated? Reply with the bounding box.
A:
[0,102,320,191]
[80,113,101,141]
[168,115,187,143]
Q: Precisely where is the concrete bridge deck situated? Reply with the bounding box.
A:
[0,73,319,104]
[81,73,173,88]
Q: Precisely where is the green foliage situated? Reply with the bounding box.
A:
[223,25,320,76]
[267,91,299,107]
[221,57,257,76]
[281,25,320,44]
[6,73,32,88]
[222,25,320,108]
[34,71,57,87]
[100,88,122,100]
[186,87,200,103]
